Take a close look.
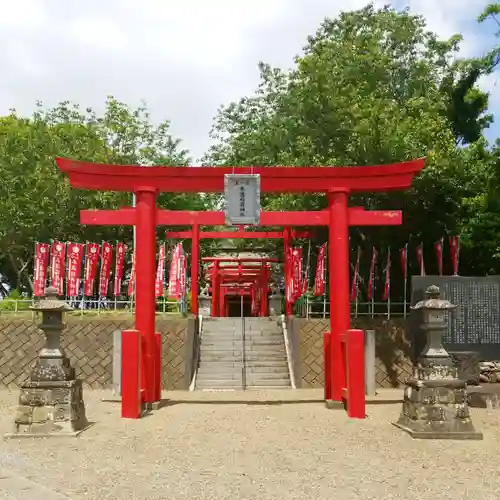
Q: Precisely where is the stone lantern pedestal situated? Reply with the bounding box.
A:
[393,285,482,440]
[5,288,89,438]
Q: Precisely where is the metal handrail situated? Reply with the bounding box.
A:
[281,314,296,389]
[0,298,184,316]
[241,296,246,390]
[189,314,203,392]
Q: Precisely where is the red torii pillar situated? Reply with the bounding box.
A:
[55,156,424,415]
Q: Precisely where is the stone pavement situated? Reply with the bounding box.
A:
[0,468,70,500]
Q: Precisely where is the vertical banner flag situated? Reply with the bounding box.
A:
[302,241,311,295]
[127,251,136,296]
[383,247,391,301]
[285,248,293,303]
[449,236,460,276]
[98,242,113,296]
[400,245,408,281]
[179,251,187,297]
[155,243,166,297]
[67,243,84,297]
[168,243,182,299]
[350,246,361,301]
[114,242,126,296]
[416,243,425,276]
[50,241,66,296]
[84,242,100,296]
[367,247,378,301]
[292,248,303,301]
[313,244,327,296]
[434,238,443,276]
[34,243,50,296]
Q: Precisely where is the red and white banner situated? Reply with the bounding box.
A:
[114,242,126,296]
[400,245,408,281]
[34,243,50,296]
[84,242,100,296]
[168,243,182,299]
[179,251,187,297]
[434,238,443,276]
[98,242,113,296]
[383,248,391,301]
[449,236,460,276]
[50,241,66,296]
[313,244,326,296]
[155,243,166,297]
[416,243,425,276]
[285,248,293,302]
[292,248,303,301]
[66,243,84,297]
[350,246,361,301]
[127,251,136,296]
[367,247,378,301]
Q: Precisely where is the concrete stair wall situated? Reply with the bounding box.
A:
[195,317,291,390]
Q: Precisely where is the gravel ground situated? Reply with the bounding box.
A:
[0,388,498,500]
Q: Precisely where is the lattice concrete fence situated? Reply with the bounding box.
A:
[0,318,192,390]
[289,318,413,389]
[0,316,411,390]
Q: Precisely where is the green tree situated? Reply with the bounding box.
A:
[205,4,493,282]
[0,97,202,292]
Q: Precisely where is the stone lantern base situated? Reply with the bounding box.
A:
[5,380,89,439]
[393,378,483,440]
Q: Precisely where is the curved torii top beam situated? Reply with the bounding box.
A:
[55,157,425,193]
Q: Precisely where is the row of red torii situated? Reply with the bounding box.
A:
[56,157,425,419]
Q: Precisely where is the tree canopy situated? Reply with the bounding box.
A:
[1,4,500,294]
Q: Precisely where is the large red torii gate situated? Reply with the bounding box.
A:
[55,157,425,418]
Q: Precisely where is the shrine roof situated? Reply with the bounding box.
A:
[55,157,425,194]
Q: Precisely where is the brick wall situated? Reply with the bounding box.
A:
[292,317,412,388]
[0,317,192,390]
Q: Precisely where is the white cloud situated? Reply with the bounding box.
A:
[0,0,496,161]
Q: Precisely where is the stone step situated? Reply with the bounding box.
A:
[202,346,285,352]
[197,373,242,381]
[200,352,242,357]
[203,330,282,336]
[196,381,243,389]
[202,331,282,337]
[197,361,243,367]
[202,329,241,335]
[201,338,283,344]
[245,371,290,380]
[246,379,291,387]
[200,353,286,361]
[246,365,289,374]
[245,360,290,368]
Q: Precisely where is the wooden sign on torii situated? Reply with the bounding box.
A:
[55,157,425,419]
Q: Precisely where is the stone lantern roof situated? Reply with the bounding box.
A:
[30,287,73,312]
[411,285,457,312]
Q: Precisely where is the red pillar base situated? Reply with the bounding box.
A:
[122,329,142,419]
[324,331,332,401]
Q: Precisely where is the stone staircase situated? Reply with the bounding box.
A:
[244,318,291,389]
[195,317,291,390]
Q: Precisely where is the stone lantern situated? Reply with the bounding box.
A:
[393,285,482,440]
[5,287,89,438]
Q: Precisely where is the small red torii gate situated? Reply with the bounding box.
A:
[55,157,425,419]
[203,256,278,318]
[165,227,310,316]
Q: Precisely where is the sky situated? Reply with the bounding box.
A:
[0,0,498,163]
